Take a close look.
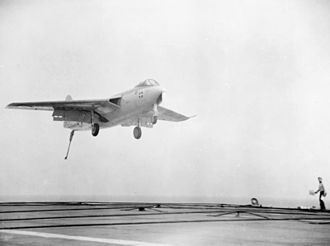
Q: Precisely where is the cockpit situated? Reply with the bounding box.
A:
[135,79,159,87]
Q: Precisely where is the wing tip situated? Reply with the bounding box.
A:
[6,102,27,109]
[175,114,196,121]
[6,103,15,109]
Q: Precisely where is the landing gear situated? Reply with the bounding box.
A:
[90,110,100,137]
[152,116,158,124]
[92,123,99,136]
[152,104,158,125]
[64,130,75,160]
[133,126,142,139]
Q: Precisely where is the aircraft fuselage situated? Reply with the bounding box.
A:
[64,84,163,131]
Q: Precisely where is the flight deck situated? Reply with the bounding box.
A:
[1,202,330,245]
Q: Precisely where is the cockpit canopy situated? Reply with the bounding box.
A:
[135,79,159,88]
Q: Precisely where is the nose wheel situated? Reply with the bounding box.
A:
[92,123,100,136]
[133,126,142,139]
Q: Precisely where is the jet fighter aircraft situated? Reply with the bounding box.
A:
[6,79,192,159]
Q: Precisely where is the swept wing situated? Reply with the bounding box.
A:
[158,106,191,122]
[7,99,119,112]
[6,98,121,123]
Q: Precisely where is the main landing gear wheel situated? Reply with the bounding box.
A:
[92,123,100,136]
[133,126,142,139]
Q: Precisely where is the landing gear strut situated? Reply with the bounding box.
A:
[90,110,100,137]
[92,123,99,136]
[152,104,158,125]
[133,126,142,139]
[64,130,75,160]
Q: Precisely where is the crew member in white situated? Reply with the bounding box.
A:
[314,177,326,210]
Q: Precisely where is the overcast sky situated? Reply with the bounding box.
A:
[0,0,330,206]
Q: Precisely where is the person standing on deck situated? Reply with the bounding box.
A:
[314,177,326,210]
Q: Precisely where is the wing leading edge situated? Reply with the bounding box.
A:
[6,99,119,113]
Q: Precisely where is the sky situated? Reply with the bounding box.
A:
[0,0,330,207]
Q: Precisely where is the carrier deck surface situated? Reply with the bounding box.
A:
[1,202,330,245]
